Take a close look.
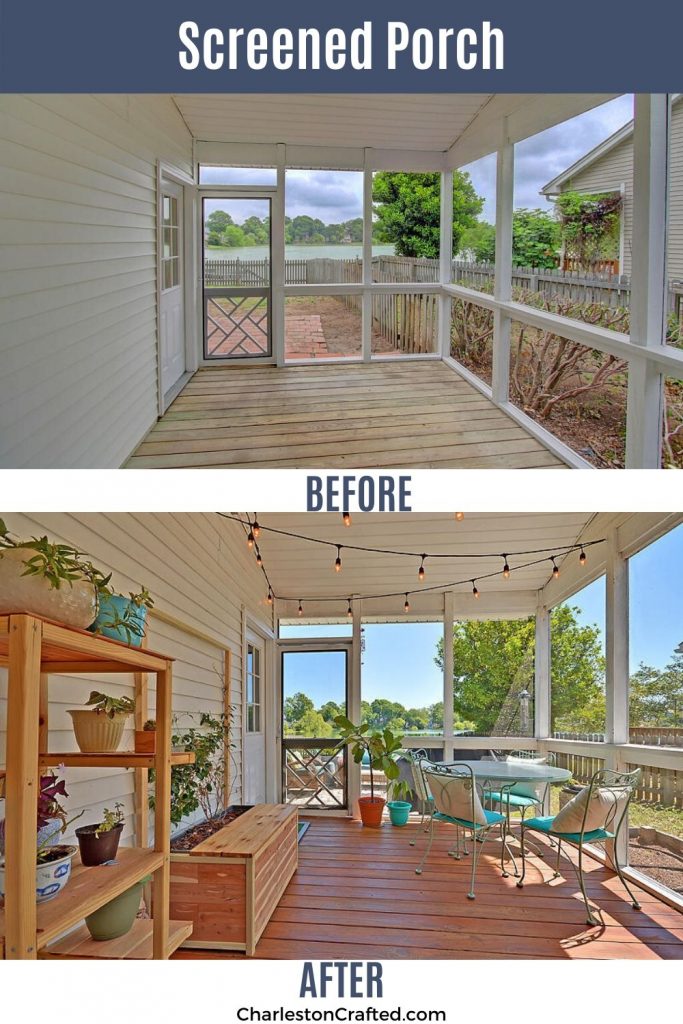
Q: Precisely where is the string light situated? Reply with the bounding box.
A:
[298,600,303,617]
[252,517,261,540]
[404,593,410,613]
[579,546,587,566]
[334,545,342,573]
[267,587,273,605]
[247,530,255,550]
[255,547,263,568]
[551,557,560,579]
[347,598,353,619]
[502,556,510,579]
[472,581,480,599]
[343,512,352,528]
[455,512,465,521]
[418,555,426,582]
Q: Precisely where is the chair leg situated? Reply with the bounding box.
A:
[468,827,481,899]
[606,843,642,911]
[554,837,562,878]
[448,824,462,859]
[574,842,601,927]
[415,814,435,875]
[516,824,527,888]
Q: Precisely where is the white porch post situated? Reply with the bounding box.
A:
[625,94,669,468]
[491,129,514,405]
[348,595,362,814]
[272,143,286,366]
[604,528,630,862]
[442,591,454,761]
[362,157,373,362]
[439,170,454,357]
[534,602,551,812]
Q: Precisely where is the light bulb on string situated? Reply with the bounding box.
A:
[297,600,303,617]
[472,580,480,598]
[418,555,426,582]
[404,593,410,613]
[266,587,273,605]
[502,556,510,579]
[454,512,465,521]
[551,557,560,579]
[255,546,263,568]
[246,530,255,550]
[579,547,587,566]
[347,598,353,619]
[252,518,261,540]
[342,512,352,527]
[334,545,342,573]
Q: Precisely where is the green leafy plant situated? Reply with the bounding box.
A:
[0,518,111,594]
[93,586,154,644]
[149,707,235,826]
[555,190,622,270]
[95,803,124,837]
[388,777,413,803]
[143,719,156,731]
[333,716,403,801]
[84,690,135,718]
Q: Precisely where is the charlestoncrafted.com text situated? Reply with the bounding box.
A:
[237,1010,446,1022]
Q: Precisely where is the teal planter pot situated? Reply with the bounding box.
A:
[90,594,147,646]
[387,801,412,827]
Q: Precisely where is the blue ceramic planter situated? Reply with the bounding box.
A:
[90,593,147,647]
[387,800,412,826]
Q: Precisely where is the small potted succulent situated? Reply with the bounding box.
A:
[386,778,414,827]
[0,768,83,903]
[75,803,124,866]
[334,716,403,828]
[0,518,110,630]
[85,874,151,941]
[68,690,135,752]
[135,719,156,754]
[90,585,154,646]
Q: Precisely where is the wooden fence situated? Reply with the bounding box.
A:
[550,742,683,809]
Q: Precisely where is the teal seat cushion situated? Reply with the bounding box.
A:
[488,790,539,809]
[434,808,505,830]
[523,815,615,844]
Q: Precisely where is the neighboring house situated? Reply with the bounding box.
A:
[541,95,683,282]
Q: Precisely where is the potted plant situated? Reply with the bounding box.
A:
[68,690,135,752]
[85,874,151,941]
[75,803,124,866]
[135,719,156,754]
[334,716,403,827]
[0,518,110,630]
[90,585,154,646]
[386,778,414,827]
[0,768,83,903]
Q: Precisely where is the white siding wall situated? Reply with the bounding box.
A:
[0,96,193,468]
[0,513,270,845]
[562,100,683,282]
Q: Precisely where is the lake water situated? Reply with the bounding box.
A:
[205,244,395,261]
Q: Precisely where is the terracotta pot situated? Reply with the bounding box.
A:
[134,730,155,754]
[357,796,386,827]
[76,822,123,866]
[0,547,98,629]
[68,709,130,752]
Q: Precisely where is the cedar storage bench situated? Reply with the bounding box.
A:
[169,803,298,954]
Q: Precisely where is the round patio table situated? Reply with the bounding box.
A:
[444,760,571,787]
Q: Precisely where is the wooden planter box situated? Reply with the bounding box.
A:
[169,803,298,955]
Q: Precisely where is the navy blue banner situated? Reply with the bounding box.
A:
[0,0,681,92]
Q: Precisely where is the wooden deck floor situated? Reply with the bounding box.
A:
[128,362,565,469]
[174,816,683,960]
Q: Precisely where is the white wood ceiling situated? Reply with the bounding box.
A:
[238,512,607,618]
[174,93,492,150]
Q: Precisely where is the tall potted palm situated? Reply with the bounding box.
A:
[334,716,403,827]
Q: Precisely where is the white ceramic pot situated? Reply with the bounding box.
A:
[0,844,77,903]
[0,547,98,629]
[68,709,130,752]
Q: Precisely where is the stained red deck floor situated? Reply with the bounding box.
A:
[174,816,683,960]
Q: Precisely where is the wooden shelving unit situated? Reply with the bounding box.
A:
[0,612,194,960]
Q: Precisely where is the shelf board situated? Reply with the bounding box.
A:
[38,751,196,769]
[41,918,193,960]
[0,847,163,952]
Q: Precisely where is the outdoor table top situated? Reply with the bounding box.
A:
[438,760,571,785]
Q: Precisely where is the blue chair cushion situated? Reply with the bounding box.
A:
[522,815,615,844]
[434,808,505,830]
[488,790,539,809]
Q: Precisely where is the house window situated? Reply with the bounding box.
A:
[246,643,261,733]
[161,194,180,291]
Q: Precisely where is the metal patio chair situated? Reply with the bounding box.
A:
[486,753,558,855]
[416,763,516,900]
[406,749,435,846]
[516,767,642,926]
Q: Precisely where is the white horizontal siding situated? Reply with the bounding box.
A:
[0,96,193,467]
[0,512,269,849]
[668,100,683,282]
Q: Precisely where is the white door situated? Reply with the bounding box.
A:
[244,635,267,803]
[159,183,185,399]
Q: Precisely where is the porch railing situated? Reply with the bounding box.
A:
[282,738,347,810]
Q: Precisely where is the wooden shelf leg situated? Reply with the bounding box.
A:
[5,615,42,959]
[152,660,172,959]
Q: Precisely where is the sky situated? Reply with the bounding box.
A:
[202,95,634,227]
[280,521,682,709]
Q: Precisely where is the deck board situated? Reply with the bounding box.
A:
[129,362,565,469]
[173,817,682,960]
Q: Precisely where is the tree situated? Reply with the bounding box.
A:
[434,607,605,735]
[512,208,561,269]
[205,209,234,235]
[284,692,314,726]
[372,171,483,258]
[555,190,622,270]
[459,221,496,263]
[630,646,683,728]
[319,700,344,723]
